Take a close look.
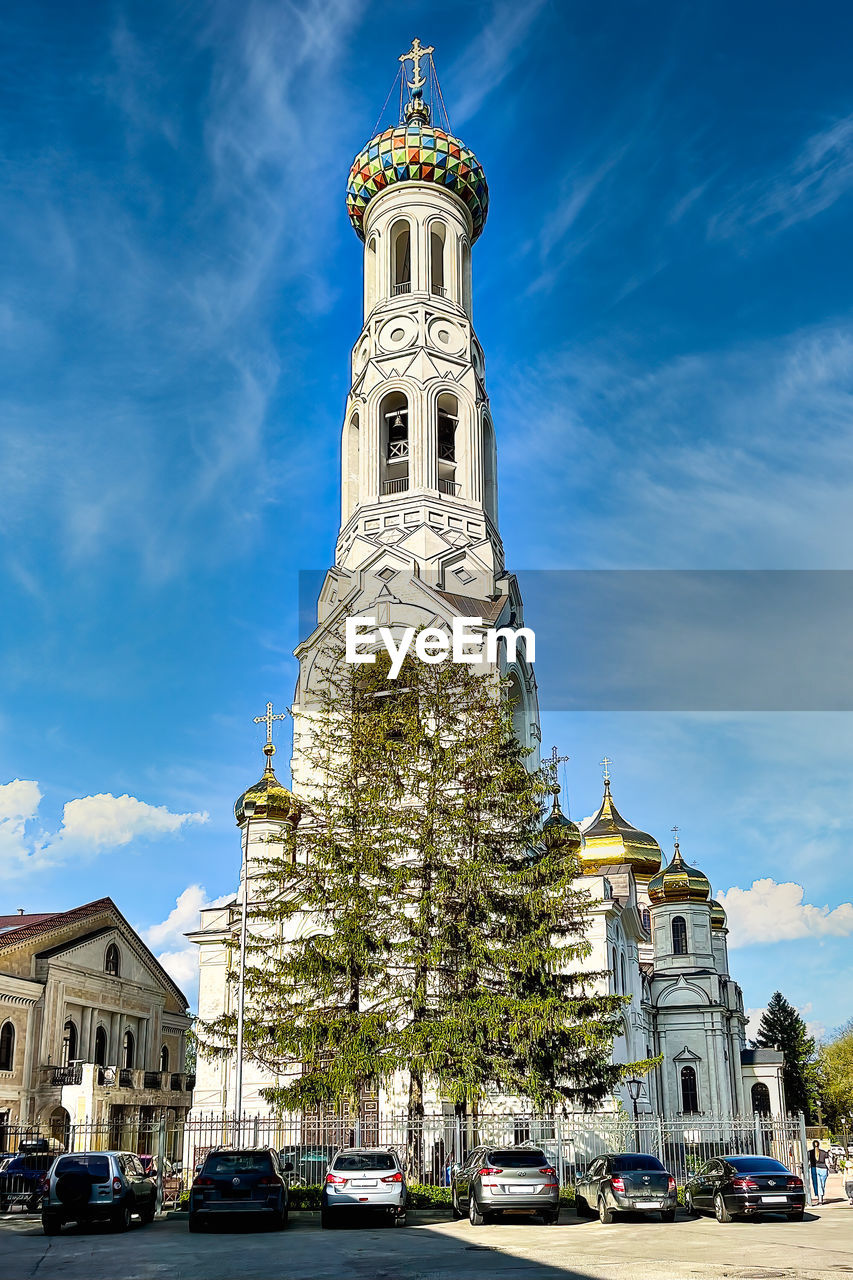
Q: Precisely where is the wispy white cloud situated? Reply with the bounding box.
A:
[718,878,853,948]
[0,781,207,880]
[140,883,232,1003]
[446,0,547,126]
[710,113,853,240]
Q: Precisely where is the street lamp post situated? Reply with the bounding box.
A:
[233,799,256,1134]
[626,1078,644,1152]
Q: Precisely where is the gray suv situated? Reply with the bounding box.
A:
[42,1151,156,1234]
[451,1146,560,1224]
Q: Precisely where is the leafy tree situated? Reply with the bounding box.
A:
[199,632,644,1137]
[752,991,819,1118]
[816,1019,853,1131]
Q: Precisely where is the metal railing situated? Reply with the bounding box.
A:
[438,478,459,496]
[45,1064,83,1087]
[382,478,409,495]
[391,282,411,296]
[431,283,448,298]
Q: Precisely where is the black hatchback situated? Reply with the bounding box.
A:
[575,1153,677,1223]
[188,1148,293,1232]
[685,1155,805,1223]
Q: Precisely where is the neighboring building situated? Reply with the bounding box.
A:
[0,897,193,1148]
[190,41,785,1126]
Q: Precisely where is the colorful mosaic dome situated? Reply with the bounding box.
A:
[234,746,302,827]
[579,780,662,879]
[648,841,712,904]
[346,123,489,242]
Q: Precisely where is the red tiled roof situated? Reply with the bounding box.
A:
[0,912,57,931]
[0,898,115,948]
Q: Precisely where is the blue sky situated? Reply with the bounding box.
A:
[2,0,853,1038]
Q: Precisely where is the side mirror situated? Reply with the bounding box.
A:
[283,1161,294,1172]
[450,1163,461,1176]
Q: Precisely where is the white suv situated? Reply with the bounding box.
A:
[321,1148,407,1227]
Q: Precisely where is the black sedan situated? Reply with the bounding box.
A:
[574,1153,677,1223]
[684,1155,805,1223]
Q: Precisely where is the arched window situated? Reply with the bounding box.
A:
[0,1021,15,1071]
[160,1045,170,1073]
[61,1019,78,1067]
[620,952,627,993]
[751,1081,771,1115]
[482,414,497,524]
[461,240,472,315]
[105,943,120,976]
[94,1025,108,1067]
[365,235,377,314]
[390,220,411,294]
[122,1029,135,1070]
[641,908,651,933]
[672,916,688,956]
[612,946,619,993]
[680,1064,699,1114]
[436,392,458,495]
[344,411,360,519]
[380,391,409,495]
[507,671,527,751]
[430,222,446,296]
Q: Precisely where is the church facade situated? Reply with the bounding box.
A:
[190,42,784,1126]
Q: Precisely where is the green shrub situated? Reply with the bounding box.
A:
[288,1184,324,1210]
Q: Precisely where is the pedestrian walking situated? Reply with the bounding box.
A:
[840,1153,853,1206]
[809,1139,829,1204]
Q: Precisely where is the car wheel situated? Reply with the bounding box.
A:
[598,1197,614,1224]
[188,1215,204,1233]
[451,1191,463,1220]
[542,1209,559,1225]
[787,1210,804,1222]
[141,1200,156,1225]
[394,1210,407,1227]
[112,1203,132,1232]
[320,1208,332,1229]
[714,1192,733,1224]
[685,1191,696,1215]
[42,1214,62,1236]
[469,1192,485,1227]
[660,1209,676,1223]
[272,1206,287,1230]
[575,1194,589,1217]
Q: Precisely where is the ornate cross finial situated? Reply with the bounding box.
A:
[547,746,570,803]
[400,37,434,92]
[600,756,612,784]
[253,701,286,769]
[671,824,681,854]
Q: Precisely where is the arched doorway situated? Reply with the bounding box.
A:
[751,1081,771,1115]
[49,1106,70,1149]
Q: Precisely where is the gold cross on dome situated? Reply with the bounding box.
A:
[599,756,612,783]
[253,701,286,747]
[400,37,434,92]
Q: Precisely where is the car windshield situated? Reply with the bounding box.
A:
[206,1153,273,1175]
[333,1152,397,1171]
[486,1151,548,1168]
[56,1156,110,1181]
[612,1155,665,1172]
[727,1157,789,1173]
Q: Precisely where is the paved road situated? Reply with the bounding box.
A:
[1,1207,852,1280]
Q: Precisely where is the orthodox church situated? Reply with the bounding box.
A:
[190,42,784,1125]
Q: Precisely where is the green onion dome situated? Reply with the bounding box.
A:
[709,898,727,930]
[648,840,712,904]
[234,745,302,827]
[542,789,582,855]
[580,780,662,879]
[346,122,489,242]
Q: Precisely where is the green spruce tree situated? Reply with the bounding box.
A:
[752,991,819,1118]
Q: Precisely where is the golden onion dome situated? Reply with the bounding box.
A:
[234,744,302,827]
[579,780,662,878]
[541,789,582,856]
[648,840,712,904]
[709,898,727,930]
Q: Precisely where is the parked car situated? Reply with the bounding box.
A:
[279,1144,332,1184]
[41,1151,157,1234]
[0,1149,55,1212]
[684,1155,805,1223]
[188,1147,291,1232]
[321,1148,407,1227]
[451,1145,560,1225]
[574,1152,677,1223]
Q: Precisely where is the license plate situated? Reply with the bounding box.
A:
[635,1200,661,1208]
[357,1181,377,1189]
[509,1184,534,1194]
[761,1195,788,1203]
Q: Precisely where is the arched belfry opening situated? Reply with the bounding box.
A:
[437,393,458,495]
[365,236,378,314]
[461,240,472,315]
[430,222,447,297]
[380,392,409,494]
[482,414,498,523]
[344,411,360,518]
[507,670,528,750]
[391,220,411,295]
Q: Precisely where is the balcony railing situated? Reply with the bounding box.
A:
[382,478,409,495]
[438,479,460,496]
[48,1064,82,1087]
[431,283,448,298]
[118,1068,134,1088]
[143,1070,163,1090]
[391,282,411,296]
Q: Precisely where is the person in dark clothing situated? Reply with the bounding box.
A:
[809,1139,828,1204]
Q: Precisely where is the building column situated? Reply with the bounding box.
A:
[80,1006,93,1062]
[109,1011,121,1066]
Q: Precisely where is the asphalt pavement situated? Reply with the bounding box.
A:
[1,1205,852,1279]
